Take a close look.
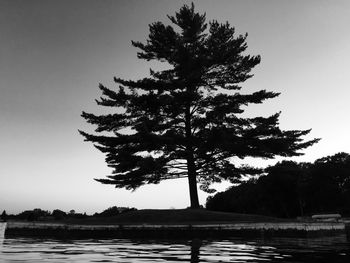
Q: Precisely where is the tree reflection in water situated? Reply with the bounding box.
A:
[190,238,202,263]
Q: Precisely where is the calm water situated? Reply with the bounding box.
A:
[1,235,349,262]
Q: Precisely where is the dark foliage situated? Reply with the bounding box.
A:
[305,152,350,215]
[1,210,7,221]
[16,209,51,221]
[7,207,139,221]
[120,207,138,214]
[80,3,318,208]
[95,206,120,217]
[94,206,137,217]
[52,209,67,220]
[69,212,88,219]
[206,152,350,217]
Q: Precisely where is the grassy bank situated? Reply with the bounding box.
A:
[63,209,287,225]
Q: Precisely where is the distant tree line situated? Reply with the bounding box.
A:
[0,206,137,222]
[206,152,350,218]
[92,206,137,217]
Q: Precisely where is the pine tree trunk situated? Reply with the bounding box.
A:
[187,153,200,209]
[185,103,200,209]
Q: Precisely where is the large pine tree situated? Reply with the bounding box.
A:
[80,4,319,208]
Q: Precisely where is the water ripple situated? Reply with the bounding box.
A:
[0,236,349,262]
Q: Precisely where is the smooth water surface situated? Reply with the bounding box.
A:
[1,235,349,262]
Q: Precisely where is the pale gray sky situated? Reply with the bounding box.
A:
[1,0,350,214]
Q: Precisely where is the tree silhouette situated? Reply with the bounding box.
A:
[207,153,350,217]
[1,210,7,221]
[80,4,319,208]
[305,152,350,214]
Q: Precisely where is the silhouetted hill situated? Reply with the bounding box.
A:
[64,209,286,225]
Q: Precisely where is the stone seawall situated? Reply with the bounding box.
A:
[4,221,346,239]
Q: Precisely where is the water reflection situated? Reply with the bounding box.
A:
[0,235,349,262]
[191,238,202,263]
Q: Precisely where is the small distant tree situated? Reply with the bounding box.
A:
[97,206,120,217]
[1,210,7,221]
[80,4,319,208]
[52,209,67,220]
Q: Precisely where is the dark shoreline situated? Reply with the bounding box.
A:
[4,221,347,239]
